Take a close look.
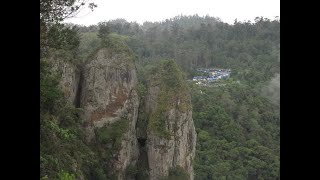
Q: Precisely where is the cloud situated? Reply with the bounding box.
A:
[262,73,280,106]
[64,0,280,25]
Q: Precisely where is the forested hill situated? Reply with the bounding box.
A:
[76,15,279,86]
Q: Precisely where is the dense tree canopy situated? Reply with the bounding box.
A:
[78,15,279,86]
[191,83,280,180]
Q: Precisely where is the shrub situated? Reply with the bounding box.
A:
[163,166,190,180]
[57,171,75,180]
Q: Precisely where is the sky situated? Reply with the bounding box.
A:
[64,0,280,26]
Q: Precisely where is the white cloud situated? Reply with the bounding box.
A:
[64,0,280,25]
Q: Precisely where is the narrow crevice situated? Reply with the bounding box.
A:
[74,64,84,108]
[136,137,149,180]
[138,138,146,148]
[136,96,150,180]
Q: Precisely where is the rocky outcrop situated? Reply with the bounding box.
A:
[50,52,80,104]
[143,60,197,180]
[80,47,139,179]
[52,47,196,180]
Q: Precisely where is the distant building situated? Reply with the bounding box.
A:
[193,76,207,81]
[193,67,231,85]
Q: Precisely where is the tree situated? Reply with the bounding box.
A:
[97,22,111,46]
[40,0,97,57]
[40,0,97,24]
[47,24,80,55]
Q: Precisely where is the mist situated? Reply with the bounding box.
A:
[262,73,280,106]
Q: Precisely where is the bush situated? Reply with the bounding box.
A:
[163,166,190,180]
[125,163,138,178]
[95,119,129,148]
[57,171,75,180]
[40,59,63,113]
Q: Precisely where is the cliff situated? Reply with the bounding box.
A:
[142,60,197,180]
[50,50,80,104]
[79,46,139,179]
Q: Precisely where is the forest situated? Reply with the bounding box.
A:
[40,1,279,179]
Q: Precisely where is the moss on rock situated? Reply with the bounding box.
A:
[147,60,191,139]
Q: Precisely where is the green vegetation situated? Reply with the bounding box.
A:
[125,163,138,178]
[93,119,130,178]
[40,0,96,24]
[97,21,134,55]
[106,33,133,54]
[40,55,113,179]
[95,118,129,149]
[57,171,75,180]
[78,32,101,61]
[79,15,279,87]
[40,58,104,179]
[191,83,280,180]
[162,166,190,180]
[147,60,191,139]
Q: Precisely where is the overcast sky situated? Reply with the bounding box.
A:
[64,0,280,26]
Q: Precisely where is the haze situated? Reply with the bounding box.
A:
[64,0,280,25]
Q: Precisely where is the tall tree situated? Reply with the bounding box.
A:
[97,22,111,46]
[40,0,97,57]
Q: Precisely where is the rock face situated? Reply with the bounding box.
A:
[80,47,139,179]
[144,60,197,180]
[50,53,80,104]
